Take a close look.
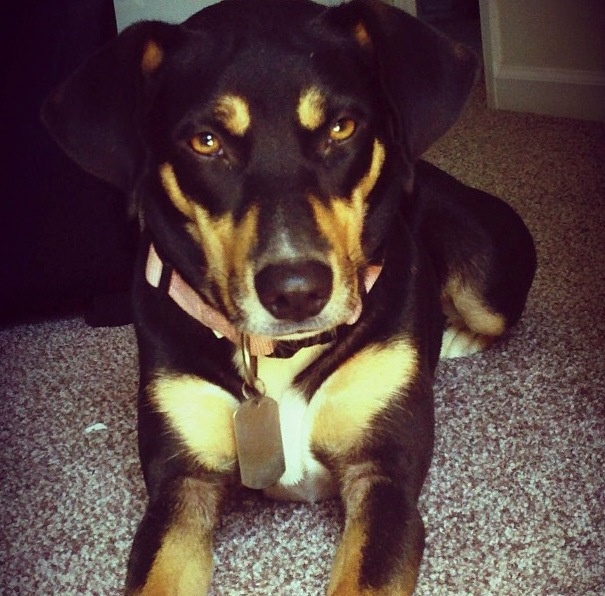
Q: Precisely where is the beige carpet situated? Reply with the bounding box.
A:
[1,80,604,595]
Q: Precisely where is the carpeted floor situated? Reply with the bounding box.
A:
[1,78,604,595]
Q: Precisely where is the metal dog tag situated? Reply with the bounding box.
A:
[234,391,285,490]
[234,334,285,490]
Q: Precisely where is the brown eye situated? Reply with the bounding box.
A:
[329,118,356,142]
[190,132,223,156]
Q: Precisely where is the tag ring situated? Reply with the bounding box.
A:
[240,333,266,401]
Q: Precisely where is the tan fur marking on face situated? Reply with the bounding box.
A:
[159,163,195,219]
[214,95,251,136]
[141,39,164,75]
[150,375,239,473]
[310,140,386,266]
[311,337,418,457]
[311,197,364,276]
[353,139,386,204]
[158,163,258,312]
[136,478,219,595]
[192,202,259,314]
[298,87,327,130]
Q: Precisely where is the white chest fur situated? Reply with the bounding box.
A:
[233,336,418,503]
[234,344,337,503]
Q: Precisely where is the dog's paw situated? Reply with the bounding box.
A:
[440,326,495,359]
[328,583,414,595]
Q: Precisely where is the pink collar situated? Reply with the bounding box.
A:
[145,243,382,356]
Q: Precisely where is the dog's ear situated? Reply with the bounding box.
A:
[327,0,479,161]
[41,21,178,193]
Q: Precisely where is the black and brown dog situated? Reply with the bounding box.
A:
[43,0,536,593]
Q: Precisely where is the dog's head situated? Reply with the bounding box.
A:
[43,0,477,340]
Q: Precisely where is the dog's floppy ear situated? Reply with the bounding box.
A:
[41,21,178,193]
[330,0,479,161]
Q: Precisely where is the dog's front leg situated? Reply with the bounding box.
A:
[125,475,225,596]
[327,463,425,596]
[308,338,430,595]
[125,370,240,594]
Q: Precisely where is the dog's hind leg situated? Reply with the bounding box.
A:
[439,275,507,359]
[414,162,537,360]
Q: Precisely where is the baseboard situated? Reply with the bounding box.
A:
[489,65,605,122]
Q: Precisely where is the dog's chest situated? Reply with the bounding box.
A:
[237,345,338,503]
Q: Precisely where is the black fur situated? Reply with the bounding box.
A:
[42,1,536,593]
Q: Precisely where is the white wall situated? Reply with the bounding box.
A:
[115,0,345,31]
[480,0,605,121]
[113,0,414,31]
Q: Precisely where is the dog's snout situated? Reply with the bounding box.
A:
[255,261,333,322]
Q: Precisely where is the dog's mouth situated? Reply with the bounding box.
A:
[234,294,362,341]
[231,260,381,341]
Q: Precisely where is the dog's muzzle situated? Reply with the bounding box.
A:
[145,244,382,356]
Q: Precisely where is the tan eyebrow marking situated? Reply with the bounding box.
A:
[213,95,251,136]
[141,40,164,75]
[297,86,327,130]
[353,22,372,48]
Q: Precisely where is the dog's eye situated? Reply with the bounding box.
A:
[189,132,223,156]
[329,118,356,142]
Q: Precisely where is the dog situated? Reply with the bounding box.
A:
[42,0,537,593]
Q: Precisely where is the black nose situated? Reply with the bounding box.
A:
[255,260,333,322]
